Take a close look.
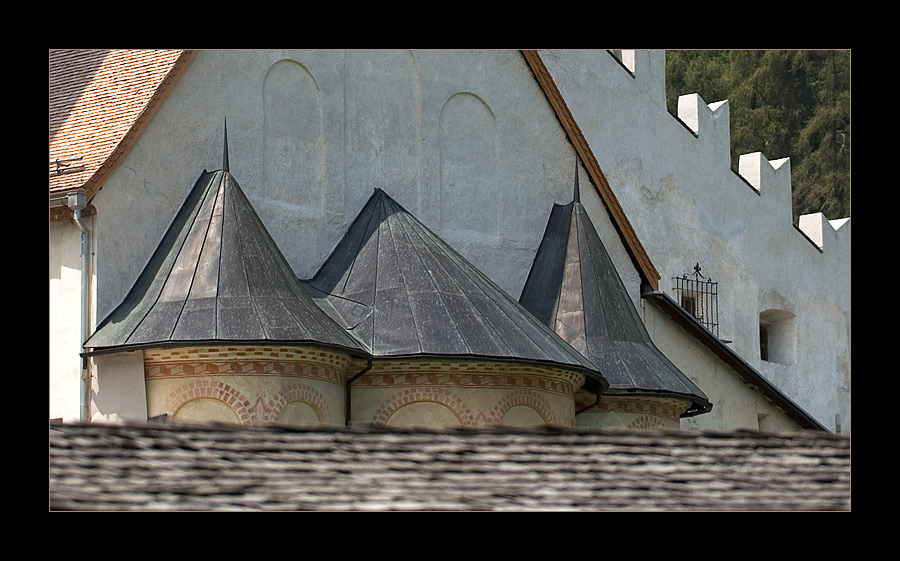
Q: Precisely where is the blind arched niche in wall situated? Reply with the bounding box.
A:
[263,59,325,211]
[439,92,499,238]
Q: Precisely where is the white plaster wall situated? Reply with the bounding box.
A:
[90,351,147,422]
[540,50,850,433]
[90,49,642,322]
[643,303,801,432]
[64,49,849,433]
[49,218,90,422]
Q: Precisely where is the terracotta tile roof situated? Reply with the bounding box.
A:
[49,49,195,203]
[49,422,851,511]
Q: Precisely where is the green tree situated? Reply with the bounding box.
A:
[665,50,850,222]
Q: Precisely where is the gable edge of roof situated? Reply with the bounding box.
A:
[521,49,661,292]
[79,50,199,206]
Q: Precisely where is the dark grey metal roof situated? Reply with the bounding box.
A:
[519,178,711,416]
[83,160,366,357]
[304,189,606,389]
[49,421,851,511]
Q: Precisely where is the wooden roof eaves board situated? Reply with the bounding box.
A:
[53,50,199,215]
[521,50,661,292]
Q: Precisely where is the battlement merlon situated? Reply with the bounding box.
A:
[668,64,849,253]
[799,213,851,251]
[737,152,793,224]
[572,50,850,255]
[677,93,732,164]
[674,90,800,231]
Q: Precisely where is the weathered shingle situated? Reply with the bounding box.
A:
[49,422,850,511]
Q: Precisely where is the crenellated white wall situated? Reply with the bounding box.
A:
[541,49,850,432]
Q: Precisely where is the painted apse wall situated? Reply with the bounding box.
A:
[353,361,584,429]
[143,347,357,426]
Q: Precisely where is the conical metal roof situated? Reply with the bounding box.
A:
[304,189,607,390]
[519,176,711,416]
[83,140,366,357]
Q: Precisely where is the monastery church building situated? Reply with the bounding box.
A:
[49,50,850,434]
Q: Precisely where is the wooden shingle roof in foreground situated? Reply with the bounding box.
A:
[49,422,850,511]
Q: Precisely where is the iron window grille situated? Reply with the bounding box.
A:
[673,263,719,337]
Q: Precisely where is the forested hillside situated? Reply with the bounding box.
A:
[665,50,850,223]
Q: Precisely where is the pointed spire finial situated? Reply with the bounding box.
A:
[223,118,230,173]
[573,155,581,204]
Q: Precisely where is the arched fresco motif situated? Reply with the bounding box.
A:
[166,380,252,425]
[386,401,462,428]
[488,389,557,427]
[174,398,241,424]
[273,383,330,425]
[371,387,476,428]
[627,415,667,430]
[499,405,547,427]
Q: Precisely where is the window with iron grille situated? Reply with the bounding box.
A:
[673,263,719,337]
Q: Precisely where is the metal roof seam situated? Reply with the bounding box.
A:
[395,200,474,356]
